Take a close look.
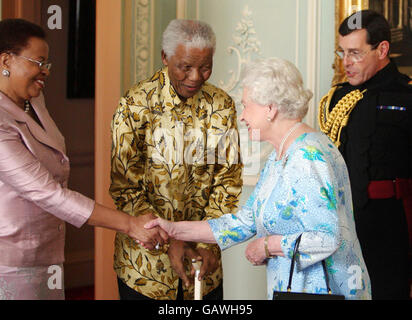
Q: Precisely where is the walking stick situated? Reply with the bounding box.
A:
[192,259,203,300]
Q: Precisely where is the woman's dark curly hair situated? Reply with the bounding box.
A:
[0,18,46,55]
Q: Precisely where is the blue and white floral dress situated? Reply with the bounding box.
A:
[208,132,371,300]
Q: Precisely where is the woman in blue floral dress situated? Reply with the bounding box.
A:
[145,58,371,300]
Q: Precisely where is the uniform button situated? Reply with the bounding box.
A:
[58,224,64,231]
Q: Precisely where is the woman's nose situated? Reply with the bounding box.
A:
[41,68,50,77]
[239,109,245,122]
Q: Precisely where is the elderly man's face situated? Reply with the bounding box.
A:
[162,44,213,99]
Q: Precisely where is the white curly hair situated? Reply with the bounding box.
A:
[241,57,313,120]
[162,19,216,57]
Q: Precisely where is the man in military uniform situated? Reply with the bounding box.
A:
[319,10,412,299]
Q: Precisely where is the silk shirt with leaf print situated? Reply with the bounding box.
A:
[110,67,243,300]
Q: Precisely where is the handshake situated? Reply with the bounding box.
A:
[127,213,218,286]
[127,212,175,250]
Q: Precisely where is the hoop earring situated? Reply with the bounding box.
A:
[2,69,10,77]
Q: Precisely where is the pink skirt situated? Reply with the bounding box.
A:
[0,264,65,300]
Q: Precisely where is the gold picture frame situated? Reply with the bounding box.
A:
[333,0,370,85]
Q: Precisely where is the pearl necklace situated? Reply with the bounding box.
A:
[276,122,302,160]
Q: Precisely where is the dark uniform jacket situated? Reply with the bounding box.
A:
[329,61,412,299]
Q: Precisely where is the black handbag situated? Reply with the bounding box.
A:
[273,234,345,300]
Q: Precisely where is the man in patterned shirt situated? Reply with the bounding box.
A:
[110,19,243,300]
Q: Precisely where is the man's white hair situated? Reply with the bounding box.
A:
[241,58,313,120]
[162,19,216,57]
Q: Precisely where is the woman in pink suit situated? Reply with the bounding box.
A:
[0,19,167,300]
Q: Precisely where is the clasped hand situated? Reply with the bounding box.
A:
[128,213,168,250]
[245,237,267,266]
[144,217,220,287]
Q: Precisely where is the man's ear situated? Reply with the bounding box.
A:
[377,40,390,60]
[161,50,168,66]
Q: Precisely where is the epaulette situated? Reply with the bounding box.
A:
[397,73,412,90]
[406,80,412,93]
[401,79,412,92]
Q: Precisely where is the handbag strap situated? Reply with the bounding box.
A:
[287,234,332,294]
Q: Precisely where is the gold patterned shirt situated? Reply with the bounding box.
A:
[110,67,243,300]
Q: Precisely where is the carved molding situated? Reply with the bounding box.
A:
[133,0,153,83]
[218,5,262,104]
[216,5,267,185]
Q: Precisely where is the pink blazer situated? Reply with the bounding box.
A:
[0,92,94,267]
